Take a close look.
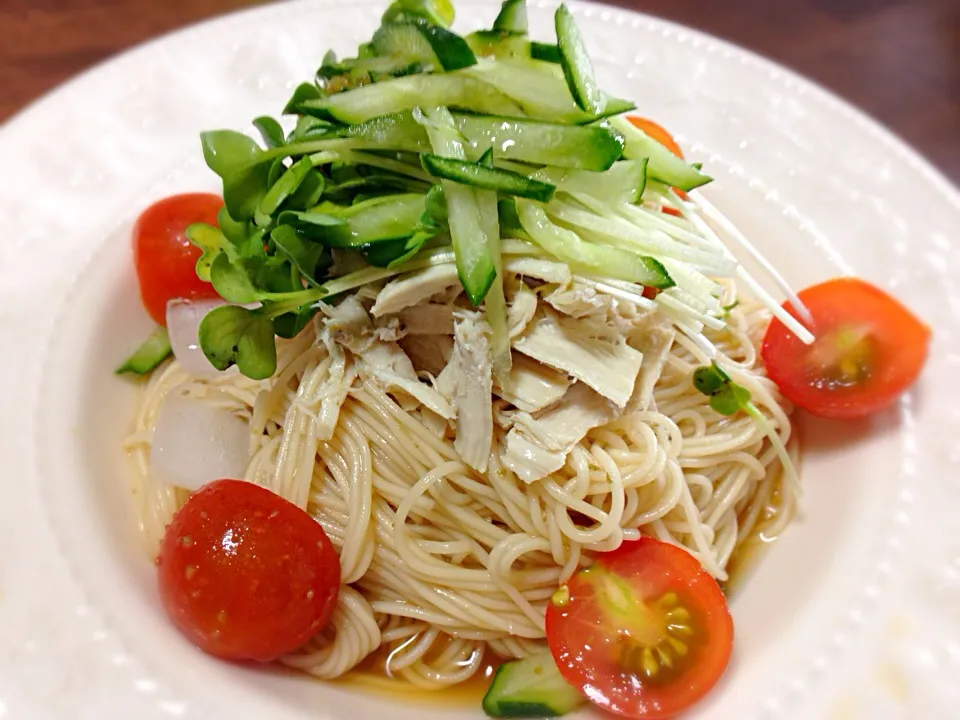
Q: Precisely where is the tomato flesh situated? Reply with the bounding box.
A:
[761,277,930,419]
[545,538,733,719]
[133,193,223,325]
[157,478,341,662]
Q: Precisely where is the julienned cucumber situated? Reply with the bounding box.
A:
[421,153,556,201]
[116,327,172,376]
[466,31,533,60]
[372,19,477,71]
[609,116,713,191]
[492,0,528,34]
[529,41,561,63]
[555,4,603,115]
[418,107,497,307]
[462,59,634,124]
[517,200,675,289]
[482,652,586,718]
[532,159,647,204]
[283,194,427,248]
[453,114,624,171]
[300,74,524,124]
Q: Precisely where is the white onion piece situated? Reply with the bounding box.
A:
[149,394,250,492]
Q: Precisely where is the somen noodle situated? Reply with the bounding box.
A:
[124,279,796,688]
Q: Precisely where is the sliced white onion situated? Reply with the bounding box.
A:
[149,394,250,492]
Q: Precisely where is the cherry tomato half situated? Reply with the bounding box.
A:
[157,478,341,662]
[546,538,733,719]
[761,277,931,419]
[133,193,223,325]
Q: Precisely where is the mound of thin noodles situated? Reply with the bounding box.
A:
[124,276,796,688]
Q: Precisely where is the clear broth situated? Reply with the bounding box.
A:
[333,642,503,706]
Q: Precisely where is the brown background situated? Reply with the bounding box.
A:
[1,0,957,181]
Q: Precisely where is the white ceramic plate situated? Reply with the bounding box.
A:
[1,1,959,718]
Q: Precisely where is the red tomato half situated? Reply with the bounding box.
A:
[546,538,733,719]
[157,479,341,662]
[761,277,931,419]
[133,193,223,325]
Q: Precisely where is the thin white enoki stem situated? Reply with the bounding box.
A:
[661,188,816,345]
[688,188,815,326]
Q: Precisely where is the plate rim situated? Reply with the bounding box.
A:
[1,2,958,720]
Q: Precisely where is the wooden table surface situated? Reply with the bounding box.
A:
[1,0,957,181]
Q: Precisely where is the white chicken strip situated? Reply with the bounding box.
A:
[314,332,354,441]
[398,303,455,336]
[628,325,676,413]
[545,283,610,319]
[507,282,538,339]
[356,342,454,419]
[400,334,454,376]
[320,296,453,418]
[448,313,494,472]
[513,310,644,408]
[371,265,460,317]
[502,383,618,483]
[495,353,570,413]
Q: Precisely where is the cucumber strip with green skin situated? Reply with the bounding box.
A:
[300,74,523,125]
[493,0,528,34]
[533,159,647,204]
[461,59,633,123]
[115,327,172,376]
[547,196,731,271]
[497,198,530,240]
[418,107,496,306]
[336,109,624,171]
[453,113,623,171]
[609,116,713,191]
[290,194,427,248]
[467,142,510,380]
[517,200,675,289]
[555,4,603,115]
[475,180,511,382]
[421,154,556,201]
[373,20,477,71]
[529,41,560,63]
[339,111,431,151]
[465,31,533,60]
[481,652,585,718]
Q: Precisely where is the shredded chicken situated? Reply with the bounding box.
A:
[507,282,538,338]
[400,334,454,376]
[512,309,644,408]
[447,312,494,472]
[357,342,454,418]
[318,266,671,474]
[495,353,570,413]
[502,383,617,483]
[628,325,676,412]
[318,296,453,418]
[371,265,460,316]
[313,330,354,441]
[398,303,455,336]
